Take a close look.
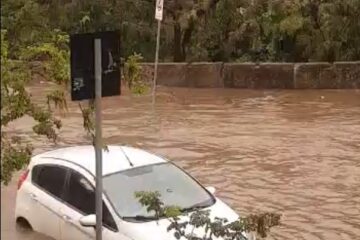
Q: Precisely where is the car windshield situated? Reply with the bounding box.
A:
[103,162,215,219]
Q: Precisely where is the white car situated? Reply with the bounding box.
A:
[15,145,239,240]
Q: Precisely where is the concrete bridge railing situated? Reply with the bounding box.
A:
[139,62,360,89]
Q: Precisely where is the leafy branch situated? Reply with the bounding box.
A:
[0,134,33,185]
[79,100,95,144]
[135,191,281,240]
[1,29,67,184]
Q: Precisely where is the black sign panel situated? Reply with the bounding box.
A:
[70,31,121,101]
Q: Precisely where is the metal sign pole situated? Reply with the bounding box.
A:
[94,38,103,240]
[153,0,163,106]
[152,19,161,105]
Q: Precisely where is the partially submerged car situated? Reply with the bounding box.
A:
[15,145,239,240]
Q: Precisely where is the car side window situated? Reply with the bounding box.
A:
[65,170,118,231]
[32,165,67,200]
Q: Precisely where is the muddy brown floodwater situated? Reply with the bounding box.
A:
[2,85,360,240]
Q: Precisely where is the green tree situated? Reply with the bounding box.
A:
[187,0,360,62]
[162,0,220,62]
[1,0,48,57]
[1,29,67,184]
[4,0,357,63]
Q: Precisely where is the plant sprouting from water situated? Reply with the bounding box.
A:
[124,52,149,95]
[135,191,281,240]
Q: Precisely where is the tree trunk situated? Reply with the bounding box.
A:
[181,19,195,61]
[173,22,184,62]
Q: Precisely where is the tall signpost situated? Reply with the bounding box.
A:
[153,0,164,105]
[70,31,121,240]
[94,38,103,240]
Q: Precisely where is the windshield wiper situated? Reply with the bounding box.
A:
[181,202,212,213]
[122,215,158,222]
[120,147,134,167]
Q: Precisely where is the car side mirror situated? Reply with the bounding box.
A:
[79,214,96,227]
[206,186,216,195]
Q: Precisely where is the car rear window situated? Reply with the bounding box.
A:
[32,165,67,200]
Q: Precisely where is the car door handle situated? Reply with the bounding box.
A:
[30,193,38,202]
[62,215,72,222]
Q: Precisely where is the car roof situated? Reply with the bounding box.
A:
[32,145,167,176]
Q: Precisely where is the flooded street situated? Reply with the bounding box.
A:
[2,86,360,240]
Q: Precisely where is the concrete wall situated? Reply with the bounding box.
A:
[224,63,294,88]
[140,62,360,89]
[140,62,224,87]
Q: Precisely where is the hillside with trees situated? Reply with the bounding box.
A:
[2,0,360,63]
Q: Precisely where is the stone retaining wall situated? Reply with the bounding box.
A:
[140,62,360,89]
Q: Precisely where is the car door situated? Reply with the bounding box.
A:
[30,164,68,240]
[59,168,120,240]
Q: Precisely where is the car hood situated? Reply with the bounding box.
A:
[119,198,239,240]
